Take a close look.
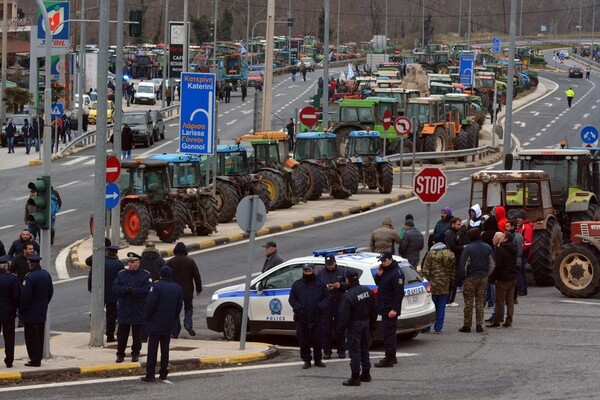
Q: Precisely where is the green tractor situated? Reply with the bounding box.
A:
[148,154,219,236]
[238,131,310,209]
[442,93,483,149]
[294,131,359,200]
[344,130,394,194]
[119,159,188,245]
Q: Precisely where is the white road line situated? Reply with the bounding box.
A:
[56,181,79,189]
[0,224,15,231]
[203,272,261,288]
[84,159,95,165]
[536,132,543,136]
[16,195,30,201]
[63,156,92,166]
[168,123,179,127]
[55,240,72,280]
[523,142,530,146]
[56,208,77,216]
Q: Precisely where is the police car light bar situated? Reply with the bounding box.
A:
[312,246,358,257]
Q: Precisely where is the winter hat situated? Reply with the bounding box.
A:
[159,266,173,279]
[516,210,527,220]
[173,242,188,256]
[381,216,393,227]
[405,214,414,222]
[404,220,415,228]
[442,207,453,217]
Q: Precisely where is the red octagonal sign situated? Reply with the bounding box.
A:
[106,156,121,183]
[299,106,318,128]
[413,167,447,204]
[382,109,392,131]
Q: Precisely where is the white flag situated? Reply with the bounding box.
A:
[347,63,355,80]
[239,44,247,54]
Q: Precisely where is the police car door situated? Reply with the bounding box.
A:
[252,263,304,331]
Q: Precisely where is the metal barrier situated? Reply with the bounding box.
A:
[386,145,500,166]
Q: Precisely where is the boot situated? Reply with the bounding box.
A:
[374,357,394,368]
[360,368,372,382]
[342,373,361,386]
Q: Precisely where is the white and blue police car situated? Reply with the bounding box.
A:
[206,246,436,341]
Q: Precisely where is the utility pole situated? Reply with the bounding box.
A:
[421,0,425,47]
[162,0,169,108]
[77,0,86,165]
[322,0,330,130]
[504,0,517,163]
[467,0,472,48]
[458,0,462,38]
[260,0,275,130]
[183,0,189,73]
[1,0,9,124]
[288,0,291,67]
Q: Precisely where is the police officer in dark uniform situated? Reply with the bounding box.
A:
[317,255,347,359]
[337,269,377,386]
[373,252,404,368]
[289,263,331,369]
[142,266,183,382]
[19,254,53,367]
[87,245,124,342]
[112,252,152,363]
[0,255,20,368]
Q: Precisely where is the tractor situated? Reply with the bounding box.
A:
[148,154,219,236]
[470,170,563,287]
[344,130,394,194]
[553,221,600,298]
[512,148,600,241]
[443,93,483,149]
[294,131,359,200]
[201,144,271,223]
[404,96,463,163]
[119,159,188,245]
[237,131,310,209]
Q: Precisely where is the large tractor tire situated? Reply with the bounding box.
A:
[569,203,600,224]
[121,203,151,245]
[455,130,471,150]
[253,181,273,211]
[215,180,240,223]
[378,162,394,194]
[531,218,563,286]
[553,243,600,298]
[157,200,187,243]
[332,125,361,156]
[291,165,311,199]
[467,123,480,148]
[340,164,360,194]
[423,127,448,164]
[259,170,286,210]
[193,195,219,236]
[303,162,325,200]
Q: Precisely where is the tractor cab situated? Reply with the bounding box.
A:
[345,130,383,158]
[294,132,340,161]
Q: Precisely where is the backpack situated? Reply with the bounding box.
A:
[51,189,62,216]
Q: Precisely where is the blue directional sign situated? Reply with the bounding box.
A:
[51,103,63,117]
[459,54,475,86]
[179,72,216,155]
[105,183,120,210]
[491,37,501,53]
[581,125,599,144]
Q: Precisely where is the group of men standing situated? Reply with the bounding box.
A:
[288,251,404,386]
[87,241,202,381]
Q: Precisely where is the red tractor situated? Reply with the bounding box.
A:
[553,221,600,298]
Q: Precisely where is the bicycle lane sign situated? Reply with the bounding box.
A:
[179,72,216,155]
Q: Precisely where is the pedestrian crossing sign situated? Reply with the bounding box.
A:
[51,103,64,117]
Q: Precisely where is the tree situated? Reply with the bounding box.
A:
[317,8,333,44]
[218,9,233,41]
[424,14,434,46]
[191,15,213,44]
[2,87,33,114]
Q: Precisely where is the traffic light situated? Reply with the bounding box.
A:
[129,10,142,37]
[287,18,294,27]
[28,176,51,230]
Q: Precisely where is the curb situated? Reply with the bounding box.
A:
[0,344,278,381]
[69,237,89,269]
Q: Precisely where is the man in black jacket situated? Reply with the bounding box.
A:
[337,269,377,386]
[167,242,202,338]
[445,217,466,307]
[373,252,404,368]
[489,232,518,328]
[140,242,165,281]
[317,255,347,359]
[0,255,20,368]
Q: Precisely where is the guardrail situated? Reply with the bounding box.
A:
[386,145,500,166]
[59,104,181,155]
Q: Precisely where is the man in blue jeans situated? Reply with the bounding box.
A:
[5,118,16,154]
[167,242,202,338]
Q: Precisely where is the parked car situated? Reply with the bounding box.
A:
[247,71,264,87]
[1,114,30,147]
[568,66,584,78]
[206,246,435,341]
[122,111,154,147]
[88,100,116,124]
[73,94,91,114]
[133,81,157,105]
[149,109,165,141]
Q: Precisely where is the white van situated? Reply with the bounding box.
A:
[134,81,157,105]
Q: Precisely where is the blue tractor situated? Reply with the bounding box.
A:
[148,154,218,236]
[294,132,360,200]
[344,130,394,194]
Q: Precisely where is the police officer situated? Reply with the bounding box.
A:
[142,266,183,382]
[20,254,53,367]
[87,245,124,342]
[566,87,575,108]
[0,255,20,368]
[337,269,377,386]
[373,252,404,368]
[317,255,347,359]
[112,252,152,363]
[289,263,331,369]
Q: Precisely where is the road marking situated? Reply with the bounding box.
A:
[226,119,238,126]
[55,241,72,280]
[530,111,540,116]
[583,113,589,118]
[241,109,252,115]
[204,272,262,288]
[56,208,77,216]
[84,159,95,165]
[56,181,79,189]
[536,132,543,136]
[523,141,530,147]
[63,156,92,166]
[169,123,179,127]
[139,138,173,156]
[560,299,600,306]
[0,224,15,231]
[514,121,526,128]
[16,195,30,201]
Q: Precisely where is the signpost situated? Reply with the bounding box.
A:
[394,116,412,186]
[413,167,447,245]
[459,53,475,86]
[491,37,501,53]
[179,72,216,155]
[299,105,318,129]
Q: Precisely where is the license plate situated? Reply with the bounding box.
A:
[407,296,419,304]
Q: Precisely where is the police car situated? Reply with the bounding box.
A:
[206,246,435,341]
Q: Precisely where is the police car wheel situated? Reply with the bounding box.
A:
[222,308,242,341]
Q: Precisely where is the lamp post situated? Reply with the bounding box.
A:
[467,0,472,48]
[422,0,425,47]
[1,0,8,124]
[162,0,169,108]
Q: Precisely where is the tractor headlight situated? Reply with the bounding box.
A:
[186,188,198,196]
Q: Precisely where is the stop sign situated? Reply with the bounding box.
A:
[299,106,318,128]
[382,109,392,131]
[413,167,447,204]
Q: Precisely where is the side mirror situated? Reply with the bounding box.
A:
[256,280,264,294]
